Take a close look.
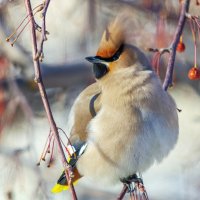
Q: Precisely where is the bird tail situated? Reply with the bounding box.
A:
[51,167,81,193]
[51,142,87,193]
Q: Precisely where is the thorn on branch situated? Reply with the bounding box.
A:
[177,108,182,112]
[45,30,50,35]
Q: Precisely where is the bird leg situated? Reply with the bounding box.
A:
[120,174,143,185]
[118,174,149,200]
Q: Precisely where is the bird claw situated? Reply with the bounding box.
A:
[120,174,144,193]
[120,174,143,184]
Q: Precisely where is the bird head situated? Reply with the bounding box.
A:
[86,14,151,80]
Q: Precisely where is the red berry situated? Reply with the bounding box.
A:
[188,67,200,80]
[176,42,185,52]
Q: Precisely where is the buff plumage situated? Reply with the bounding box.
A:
[52,13,179,193]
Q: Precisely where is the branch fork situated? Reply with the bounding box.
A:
[148,0,190,90]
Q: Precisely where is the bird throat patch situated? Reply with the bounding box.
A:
[93,63,108,79]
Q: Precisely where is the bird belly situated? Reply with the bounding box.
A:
[76,106,178,184]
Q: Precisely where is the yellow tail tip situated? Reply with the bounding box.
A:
[51,181,79,193]
[51,184,69,193]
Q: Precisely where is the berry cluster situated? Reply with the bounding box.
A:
[188,14,200,80]
[176,34,200,80]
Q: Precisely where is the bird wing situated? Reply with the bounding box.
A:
[51,82,101,193]
[68,82,101,144]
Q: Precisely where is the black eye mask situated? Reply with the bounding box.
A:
[92,45,124,79]
[95,44,124,62]
[86,45,124,79]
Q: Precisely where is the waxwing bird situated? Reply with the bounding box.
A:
[52,14,179,193]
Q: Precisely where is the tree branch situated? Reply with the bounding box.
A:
[117,184,128,200]
[163,0,190,91]
[24,0,77,199]
[36,0,50,61]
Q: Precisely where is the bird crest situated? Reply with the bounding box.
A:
[96,15,127,58]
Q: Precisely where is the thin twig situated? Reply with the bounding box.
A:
[163,0,190,90]
[24,0,77,199]
[36,0,51,61]
[117,184,128,200]
[148,47,170,76]
[5,4,43,42]
[189,19,197,67]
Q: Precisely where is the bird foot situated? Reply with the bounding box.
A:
[120,174,146,194]
[120,174,143,185]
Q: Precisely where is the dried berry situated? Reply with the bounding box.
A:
[188,67,200,80]
[176,42,185,52]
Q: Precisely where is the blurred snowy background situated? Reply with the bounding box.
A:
[0,0,200,199]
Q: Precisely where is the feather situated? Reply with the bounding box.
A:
[96,14,127,58]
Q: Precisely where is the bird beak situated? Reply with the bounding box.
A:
[85,56,104,64]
